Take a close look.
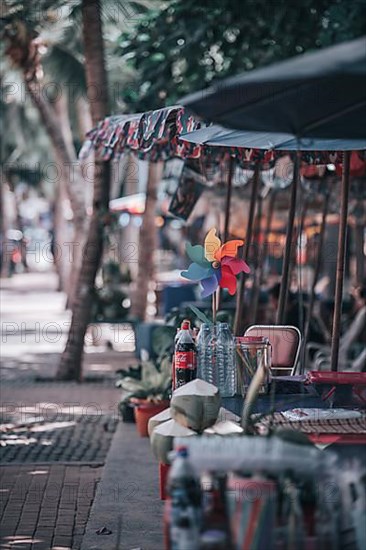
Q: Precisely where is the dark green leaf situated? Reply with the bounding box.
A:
[189,304,212,325]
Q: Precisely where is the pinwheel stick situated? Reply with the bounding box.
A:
[212,288,218,323]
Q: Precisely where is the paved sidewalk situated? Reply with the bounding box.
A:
[0,463,102,550]
[1,272,141,549]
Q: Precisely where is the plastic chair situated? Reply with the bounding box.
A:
[243,325,302,376]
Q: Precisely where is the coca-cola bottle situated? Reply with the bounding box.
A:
[171,327,181,392]
[174,320,197,389]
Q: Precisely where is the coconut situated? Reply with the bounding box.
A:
[204,420,243,436]
[148,407,172,437]
[217,407,241,423]
[151,419,196,464]
[170,379,221,432]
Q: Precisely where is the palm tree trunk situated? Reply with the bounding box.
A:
[0,173,11,278]
[131,161,163,320]
[24,79,86,235]
[53,90,86,300]
[76,96,94,211]
[57,0,110,381]
[76,96,93,144]
[123,154,139,281]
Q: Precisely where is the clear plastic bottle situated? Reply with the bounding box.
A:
[196,324,211,380]
[204,324,218,386]
[216,323,236,397]
[168,446,201,550]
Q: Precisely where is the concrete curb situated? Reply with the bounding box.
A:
[81,421,164,550]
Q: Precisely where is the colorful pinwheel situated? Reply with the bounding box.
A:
[181,228,250,297]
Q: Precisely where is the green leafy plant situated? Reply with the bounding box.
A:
[116,324,175,417]
[116,357,172,406]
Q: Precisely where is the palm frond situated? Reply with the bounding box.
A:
[44,45,86,93]
[100,0,152,27]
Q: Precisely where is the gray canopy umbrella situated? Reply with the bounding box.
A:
[182,37,366,140]
[181,121,366,371]
[181,125,366,151]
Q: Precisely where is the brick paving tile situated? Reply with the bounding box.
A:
[0,464,102,550]
[36,518,57,527]
[19,511,40,520]
[16,521,37,532]
[52,536,73,548]
[71,535,83,549]
[33,534,53,544]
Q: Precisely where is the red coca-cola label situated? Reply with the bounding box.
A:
[175,351,196,370]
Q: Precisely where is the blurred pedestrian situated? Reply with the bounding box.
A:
[339,284,366,371]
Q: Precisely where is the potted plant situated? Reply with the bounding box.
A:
[117,355,172,437]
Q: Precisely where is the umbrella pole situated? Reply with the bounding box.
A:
[233,163,260,335]
[260,190,276,286]
[252,190,276,323]
[330,151,351,372]
[223,156,235,242]
[276,151,300,325]
[250,189,263,322]
[297,194,309,274]
[301,189,329,372]
[295,193,309,333]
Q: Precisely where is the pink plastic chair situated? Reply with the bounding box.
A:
[243,325,302,376]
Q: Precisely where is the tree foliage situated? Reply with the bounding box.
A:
[119,0,366,111]
[2,2,145,110]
